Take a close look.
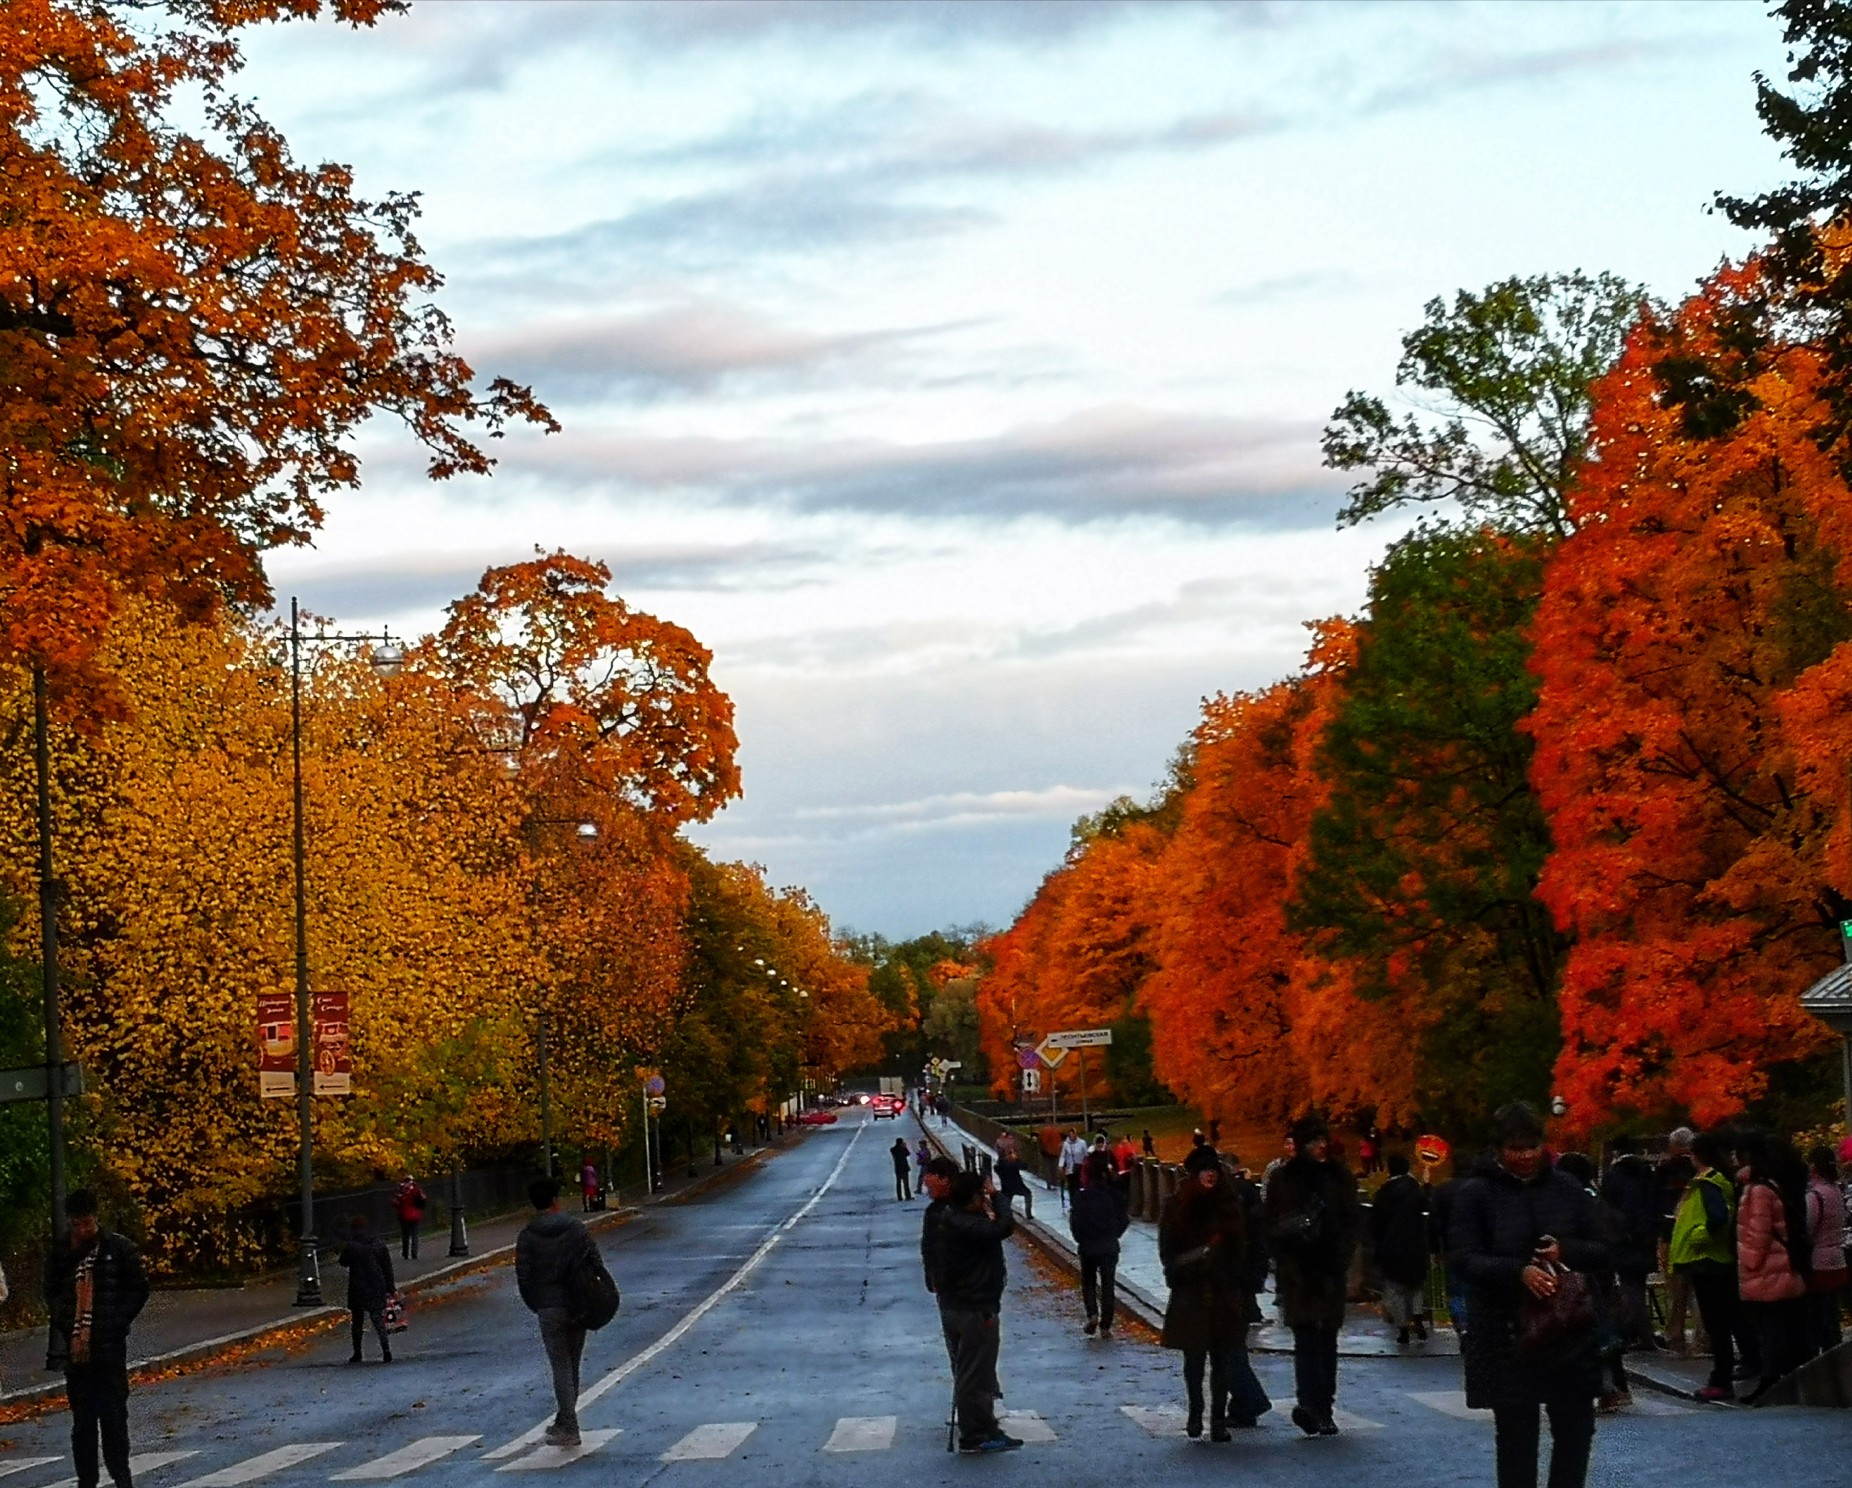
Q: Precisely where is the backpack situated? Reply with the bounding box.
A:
[566,1243,621,1330]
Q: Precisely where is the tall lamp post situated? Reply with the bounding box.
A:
[287,598,402,1308]
[527,818,596,1181]
[31,664,70,1238]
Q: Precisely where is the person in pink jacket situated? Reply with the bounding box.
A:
[1734,1133,1810,1402]
[1804,1144,1847,1353]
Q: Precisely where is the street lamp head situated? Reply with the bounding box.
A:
[575,821,598,840]
[370,643,404,679]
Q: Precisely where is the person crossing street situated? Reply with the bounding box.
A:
[514,1177,600,1449]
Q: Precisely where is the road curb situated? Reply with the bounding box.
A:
[0,1137,796,1414]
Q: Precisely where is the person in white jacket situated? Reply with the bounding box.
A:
[1058,1131,1087,1207]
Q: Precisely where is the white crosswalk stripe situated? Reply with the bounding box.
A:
[1270,1403,1383,1432]
[495,1430,620,1472]
[0,1462,61,1482]
[330,1437,481,1480]
[1410,1390,1488,1421]
[180,1444,341,1487]
[659,1423,757,1462]
[1119,1405,1187,1437]
[997,1410,1056,1443]
[820,1416,896,1453]
[43,1450,197,1488]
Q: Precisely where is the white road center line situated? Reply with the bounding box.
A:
[179,1444,341,1487]
[330,1436,482,1480]
[821,1416,897,1453]
[496,1430,619,1472]
[44,1450,198,1488]
[0,1461,61,1481]
[485,1124,866,1460]
[659,1423,757,1462]
[997,1409,1056,1443]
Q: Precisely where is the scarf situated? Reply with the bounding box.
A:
[70,1246,97,1364]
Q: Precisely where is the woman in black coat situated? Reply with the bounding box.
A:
[1158,1146,1270,1440]
[338,1215,397,1363]
[1068,1152,1129,1336]
[1370,1154,1431,1344]
[1265,1114,1361,1436]
[1449,1103,1608,1488]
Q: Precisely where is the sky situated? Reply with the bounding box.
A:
[238,0,1790,939]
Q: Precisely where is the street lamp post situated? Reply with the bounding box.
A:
[32,663,68,1238]
[527,819,595,1182]
[287,597,402,1308]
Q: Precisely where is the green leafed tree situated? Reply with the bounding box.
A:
[1322,272,1648,538]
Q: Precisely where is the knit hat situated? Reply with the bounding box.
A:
[1183,1145,1222,1176]
[1289,1114,1329,1147]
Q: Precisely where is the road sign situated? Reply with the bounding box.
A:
[1016,1045,1041,1071]
[644,1074,666,1096]
[647,1095,667,1113]
[0,1063,83,1104]
[1044,1028,1113,1050]
[939,1060,962,1072]
[1020,1067,1040,1095]
[1033,1037,1069,1070]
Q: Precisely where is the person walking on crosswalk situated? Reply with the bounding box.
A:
[1266,1114,1360,1437]
[936,1170,1022,1454]
[44,1189,149,1488]
[515,1177,599,1448]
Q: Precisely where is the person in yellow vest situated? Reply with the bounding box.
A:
[1669,1132,1739,1404]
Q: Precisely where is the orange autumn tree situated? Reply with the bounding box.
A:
[1531,260,1846,1131]
[433,551,740,1144]
[1,0,551,689]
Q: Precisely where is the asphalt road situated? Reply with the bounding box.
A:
[2,1111,1843,1487]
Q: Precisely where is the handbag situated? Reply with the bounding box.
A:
[1516,1261,1596,1362]
[381,1291,408,1333]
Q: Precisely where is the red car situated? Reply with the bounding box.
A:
[796,1108,839,1126]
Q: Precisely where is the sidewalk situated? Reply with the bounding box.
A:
[919,1110,1458,1359]
[1,1134,790,1407]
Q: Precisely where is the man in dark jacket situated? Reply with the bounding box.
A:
[1597,1137,1659,1350]
[1265,1114,1360,1437]
[340,1215,398,1371]
[338,1215,396,1364]
[515,1176,599,1448]
[919,1155,961,1296]
[889,1137,913,1201]
[1371,1155,1431,1345]
[936,1171,1021,1454]
[1068,1152,1129,1336]
[44,1189,149,1488]
[1450,1103,1608,1488]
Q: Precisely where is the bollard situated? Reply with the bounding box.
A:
[963,1143,977,1173]
[1134,1157,1153,1220]
[1158,1162,1178,1207]
[980,1152,993,1183]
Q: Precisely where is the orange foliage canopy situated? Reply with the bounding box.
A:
[1531,261,1845,1130]
[0,0,552,686]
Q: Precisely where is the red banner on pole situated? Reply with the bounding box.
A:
[258,991,295,1099]
[312,990,352,1097]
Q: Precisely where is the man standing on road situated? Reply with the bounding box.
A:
[392,1173,427,1261]
[338,1215,396,1364]
[44,1189,149,1488]
[1266,1115,1360,1437]
[890,1137,913,1201]
[515,1176,599,1448]
[937,1171,1022,1454]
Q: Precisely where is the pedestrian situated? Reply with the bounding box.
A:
[1357,1130,1378,1178]
[920,1154,961,1300]
[1670,1130,1741,1403]
[338,1215,396,1364]
[936,1170,1021,1454]
[1655,1128,1698,1353]
[1142,1129,1156,1158]
[1427,1163,1469,1334]
[1450,1102,1607,1488]
[1265,1114,1360,1437]
[1597,1136,1659,1351]
[514,1176,600,1448]
[890,1136,913,1201]
[1159,1146,1270,1440]
[1557,1152,1629,1413]
[1735,1131,1812,1401]
[1058,1129,1086,1207]
[1260,1132,1296,1196]
[914,1137,931,1196]
[44,1189,149,1488]
[1370,1154,1430,1345]
[391,1173,427,1261]
[994,1141,1033,1220]
[1069,1152,1129,1337]
[579,1157,600,1213]
[1804,1143,1847,1352]
[1111,1131,1138,1196]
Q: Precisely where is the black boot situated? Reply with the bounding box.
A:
[1185,1383,1204,1439]
[1210,1395,1230,1443]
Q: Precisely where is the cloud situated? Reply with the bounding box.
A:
[794,784,1137,835]
[1216,270,1359,306]
[269,540,832,621]
[464,300,970,400]
[514,405,1344,527]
